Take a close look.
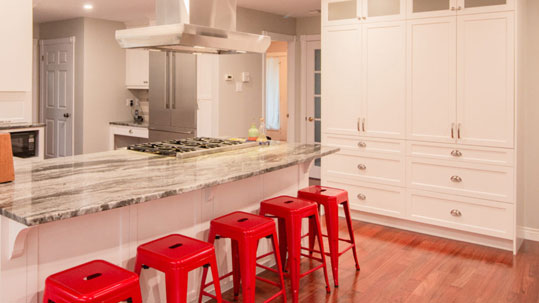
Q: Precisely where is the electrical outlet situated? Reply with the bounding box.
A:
[126,99,134,107]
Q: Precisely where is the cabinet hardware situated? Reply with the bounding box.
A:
[457,6,462,10]
[451,150,462,157]
[358,142,367,148]
[362,118,365,132]
[357,193,366,200]
[143,81,149,84]
[450,175,462,183]
[362,16,367,20]
[450,209,462,217]
[357,118,361,132]
[129,129,133,134]
[451,123,455,138]
[357,164,367,170]
[457,123,461,139]
[451,6,456,10]
[63,113,70,118]
[308,117,314,122]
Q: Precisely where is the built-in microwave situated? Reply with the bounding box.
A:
[10,131,37,158]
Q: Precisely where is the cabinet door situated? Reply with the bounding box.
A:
[323,0,361,27]
[457,0,514,15]
[322,24,362,136]
[126,49,149,89]
[407,17,457,144]
[361,0,406,22]
[456,12,514,148]
[149,51,171,128]
[361,21,406,139]
[407,0,456,19]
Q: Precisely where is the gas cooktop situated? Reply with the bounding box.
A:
[127,137,257,158]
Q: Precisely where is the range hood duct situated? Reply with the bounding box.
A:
[116,0,271,54]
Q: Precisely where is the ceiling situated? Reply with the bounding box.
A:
[33,0,321,24]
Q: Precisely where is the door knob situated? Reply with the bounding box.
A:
[308,117,314,122]
[63,113,70,118]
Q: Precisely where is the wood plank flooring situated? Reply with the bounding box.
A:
[213,219,539,303]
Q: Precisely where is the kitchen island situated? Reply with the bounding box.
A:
[0,142,338,302]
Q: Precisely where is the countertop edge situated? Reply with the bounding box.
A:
[12,147,339,227]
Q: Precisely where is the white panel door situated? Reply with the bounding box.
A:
[40,38,75,158]
[361,21,406,139]
[456,12,514,148]
[407,17,457,144]
[322,24,362,136]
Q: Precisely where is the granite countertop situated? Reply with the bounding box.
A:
[0,143,338,226]
[109,121,149,128]
[0,122,46,130]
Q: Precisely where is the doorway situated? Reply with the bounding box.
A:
[266,41,288,141]
[40,37,75,158]
[302,36,322,179]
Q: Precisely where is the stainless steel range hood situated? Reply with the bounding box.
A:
[115,0,271,54]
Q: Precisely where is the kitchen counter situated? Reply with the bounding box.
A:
[0,142,338,226]
[0,122,45,130]
[109,121,149,128]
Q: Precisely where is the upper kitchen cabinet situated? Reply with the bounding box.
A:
[456,12,514,148]
[322,24,362,136]
[323,0,360,26]
[459,0,514,15]
[125,49,149,89]
[361,21,406,139]
[360,0,406,22]
[407,0,513,19]
[0,0,32,91]
[407,17,457,144]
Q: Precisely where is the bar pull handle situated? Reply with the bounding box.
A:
[165,52,170,109]
[457,123,461,139]
[362,118,365,132]
[357,118,361,132]
[171,53,176,110]
[451,123,455,139]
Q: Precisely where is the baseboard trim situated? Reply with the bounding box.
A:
[519,226,539,242]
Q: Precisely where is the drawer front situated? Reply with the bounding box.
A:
[112,126,149,138]
[324,153,404,186]
[325,134,404,156]
[408,190,514,239]
[325,179,405,218]
[407,141,514,166]
[407,158,514,202]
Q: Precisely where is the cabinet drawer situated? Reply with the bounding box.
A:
[407,141,514,166]
[111,126,149,139]
[407,158,513,202]
[325,179,405,218]
[324,153,404,186]
[325,134,404,156]
[408,190,514,239]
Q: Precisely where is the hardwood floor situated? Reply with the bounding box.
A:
[213,218,539,303]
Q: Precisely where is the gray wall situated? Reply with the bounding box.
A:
[237,7,296,35]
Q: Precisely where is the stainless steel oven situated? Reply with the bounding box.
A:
[10,131,37,158]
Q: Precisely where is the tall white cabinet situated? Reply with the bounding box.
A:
[321,0,524,253]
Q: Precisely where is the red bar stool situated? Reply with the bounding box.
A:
[298,185,360,287]
[259,196,331,303]
[134,234,222,303]
[200,211,286,303]
[43,260,142,303]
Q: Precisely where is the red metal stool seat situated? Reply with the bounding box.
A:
[298,185,360,287]
[134,234,222,303]
[43,260,142,303]
[259,196,331,303]
[200,211,287,303]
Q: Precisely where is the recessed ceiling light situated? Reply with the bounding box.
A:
[83,3,93,10]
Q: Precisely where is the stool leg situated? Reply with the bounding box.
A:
[231,239,241,300]
[239,239,258,303]
[166,270,188,303]
[270,231,287,303]
[308,216,316,257]
[277,217,288,271]
[285,216,302,303]
[314,212,331,293]
[342,201,360,271]
[209,255,223,303]
[199,229,217,303]
[134,255,143,276]
[129,288,144,303]
[324,204,341,287]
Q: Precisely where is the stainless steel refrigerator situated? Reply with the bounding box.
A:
[149,51,197,141]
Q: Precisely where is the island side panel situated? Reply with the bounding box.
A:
[0,163,310,302]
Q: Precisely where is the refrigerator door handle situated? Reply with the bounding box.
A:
[165,52,170,109]
[171,53,176,109]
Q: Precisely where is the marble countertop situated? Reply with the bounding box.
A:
[109,121,149,128]
[0,143,338,226]
[0,122,46,130]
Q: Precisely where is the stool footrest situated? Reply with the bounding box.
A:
[338,243,355,257]
[202,272,233,289]
[299,264,324,279]
[201,290,233,303]
[256,262,279,274]
[300,252,324,263]
[256,275,281,288]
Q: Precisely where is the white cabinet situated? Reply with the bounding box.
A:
[459,0,514,15]
[0,0,32,91]
[360,0,406,22]
[407,0,513,19]
[456,12,514,148]
[125,49,149,89]
[322,24,362,136]
[407,17,457,144]
[323,0,360,26]
[361,21,406,139]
